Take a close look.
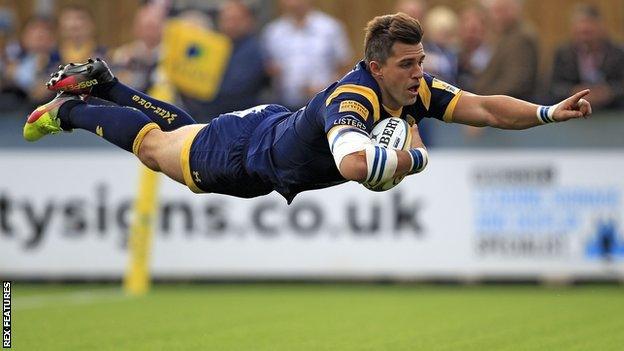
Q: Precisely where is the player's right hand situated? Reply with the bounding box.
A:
[409,124,426,149]
[553,89,593,122]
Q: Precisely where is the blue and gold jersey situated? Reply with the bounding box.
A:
[245,60,462,203]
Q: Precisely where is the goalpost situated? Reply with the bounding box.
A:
[122,20,232,295]
[123,167,160,295]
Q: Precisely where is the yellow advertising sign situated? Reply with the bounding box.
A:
[162,20,232,100]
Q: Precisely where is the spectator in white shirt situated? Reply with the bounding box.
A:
[263,0,352,110]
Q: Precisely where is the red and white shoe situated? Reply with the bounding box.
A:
[46,58,115,94]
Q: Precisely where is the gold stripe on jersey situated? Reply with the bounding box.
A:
[405,114,416,126]
[417,77,431,111]
[132,123,160,155]
[325,84,380,122]
[383,105,403,117]
[443,91,463,122]
[326,124,351,143]
[180,126,205,193]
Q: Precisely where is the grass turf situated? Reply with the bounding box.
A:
[12,284,624,350]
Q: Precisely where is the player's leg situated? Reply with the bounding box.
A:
[23,93,204,186]
[25,93,156,151]
[135,124,205,184]
[47,58,195,132]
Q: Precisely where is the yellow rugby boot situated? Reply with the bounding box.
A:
[23,93,82,142]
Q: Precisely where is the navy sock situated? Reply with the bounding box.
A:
[92,80,196,131]
[59,101,160,154]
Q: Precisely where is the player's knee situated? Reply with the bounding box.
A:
[137,129,164,172]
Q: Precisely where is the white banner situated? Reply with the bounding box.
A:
[1,150,623,279]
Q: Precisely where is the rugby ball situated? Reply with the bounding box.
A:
[370,117,411,151]
[366,117,412,192]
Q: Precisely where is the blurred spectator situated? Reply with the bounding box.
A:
[457,4,491,92]
[394,0,436,146]
[457,4,493,140]
[0,6,17,109]
[111,4,166,92]
[474,0,538,100]
[263,0,352,110]
[422,6,459,84]
[396,1,460,83]
[176,8,214,30]
[0,7,14,74]
[57,5,106,63]
[151,8,214,106]
[4,16,59,107]
[180,0,269,121]
[549,4,624,110]
[395,0,427,21]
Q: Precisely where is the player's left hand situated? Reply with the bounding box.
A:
[553,89,592,122]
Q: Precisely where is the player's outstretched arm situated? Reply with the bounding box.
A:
[336,124,427,183]
[451,89,592,130]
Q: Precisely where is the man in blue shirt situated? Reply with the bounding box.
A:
[24,13,592,204]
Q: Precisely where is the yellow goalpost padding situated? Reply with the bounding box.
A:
[123,165,160,295]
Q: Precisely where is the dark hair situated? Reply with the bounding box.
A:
[23,15,55,30]
[60,4,95,21]
[364,12,423,64]
[572,3,601,21]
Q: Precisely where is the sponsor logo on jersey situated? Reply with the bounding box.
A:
[339,100,369,120]
[192,171,202,183]
[432,78,460,95]
[332,115,366,130]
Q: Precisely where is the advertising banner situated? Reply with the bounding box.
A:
[1,150,623,279]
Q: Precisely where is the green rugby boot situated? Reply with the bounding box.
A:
[23,93,82,142]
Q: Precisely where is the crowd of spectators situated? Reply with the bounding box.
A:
[1,0,623,122]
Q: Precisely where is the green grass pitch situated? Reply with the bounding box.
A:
[12,283,624,350]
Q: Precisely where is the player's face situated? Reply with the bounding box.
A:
[376,42,425,109]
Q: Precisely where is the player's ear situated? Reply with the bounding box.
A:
[369,60,384,79]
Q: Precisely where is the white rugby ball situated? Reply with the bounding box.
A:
[365,117,412,192]
[370,117,411,151]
